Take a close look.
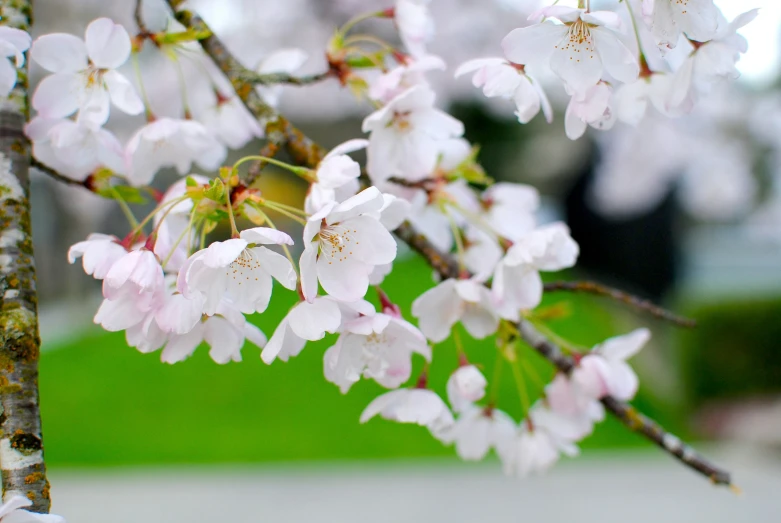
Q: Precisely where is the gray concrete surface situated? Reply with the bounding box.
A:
[48,445,780,523]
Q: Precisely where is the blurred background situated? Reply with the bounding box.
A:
[26,0,781,521]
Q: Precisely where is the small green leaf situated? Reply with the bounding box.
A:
[204,178,226,202]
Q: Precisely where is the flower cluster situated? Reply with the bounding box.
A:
[5,0,755,483]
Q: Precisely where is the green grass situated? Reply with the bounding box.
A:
[39,255,686,467]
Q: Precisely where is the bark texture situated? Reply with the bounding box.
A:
[0,0,51,512]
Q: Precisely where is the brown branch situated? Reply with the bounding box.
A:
[544,281,697,328]
[238,70,334,86]
[135,0,149,35]
[0,0,51,512]
[30,159,93,190]
[169,0,733,488]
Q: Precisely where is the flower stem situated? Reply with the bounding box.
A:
[132,50,155,120]
[488,348,504,404]
[339,10,387,37]
[111,187,139,228]
[233,155,314,181]
[509,348,531,416]
[444,207,466,273]
[262,200,308,226]
[224,187,239,238]
[161,210,195,268]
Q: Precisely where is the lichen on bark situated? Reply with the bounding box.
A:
[0,0,51,512]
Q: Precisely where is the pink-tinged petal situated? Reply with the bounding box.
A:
[204,316,243,364]
[201,238,247,268]
[565,97,589,140]
[94,297,146,332]
[243,322,268,349]
[161,326,205,364]
[0,495,32,518]
[360,389,407,423]
[77,84,110,127]
[30,33,87,73]
[591,28,639,84]
[261,320,307,363]
[31,73,80,119]
[250,247,297,290]
[288,298,342,341]
[103,69,144,115]
[502,23,566,66]
[155,293,204,335]
[606,360,639,401]
[240,227,294,246]
[454,57,505,78]
[85,18,131,69]
[299,246,319,302]
[513,75,542,124]
[574,355,611,398]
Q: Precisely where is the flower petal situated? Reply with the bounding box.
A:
[31,33,87,73]
[85,17,131,69]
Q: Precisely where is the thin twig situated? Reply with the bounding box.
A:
[170,0,733,489]
[238,70,334,86]
[135,0,150,35]
[544,280,697,328]
[30,159,93,190]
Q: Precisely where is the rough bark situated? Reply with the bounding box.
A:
[0,0,51,512]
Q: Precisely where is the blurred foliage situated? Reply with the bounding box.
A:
[40,256,689,467]
[679,297,781,405]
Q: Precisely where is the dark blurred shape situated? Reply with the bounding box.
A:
[565,147,679,302]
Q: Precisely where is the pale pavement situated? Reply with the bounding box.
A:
[48,445,779,523]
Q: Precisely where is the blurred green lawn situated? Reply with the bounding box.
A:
[39,255,688,467]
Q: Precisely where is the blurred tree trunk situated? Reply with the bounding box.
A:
[0,0,51,512]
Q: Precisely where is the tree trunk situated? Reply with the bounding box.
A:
[0,0,51,512]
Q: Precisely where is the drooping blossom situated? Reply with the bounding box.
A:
[439,405,517,461]
[305,139,368,213]
[503,6,639,98]
[125,118,225,186]
[564,82,616,140]
[300,187,397,303]
[446,364,487,413]
[178,227,297,316]
[26,116,124,181]
[0,26,31,97]
[394,0,434,57]
[30,17,143,125]
[363,85,464,184]
[360,387,454,437]
[369,54,445,104]
[480,182,539,242]
[68,233,127,279]
[411,278,499,343]
[575,328,651,402]
[493,223,579,321]
[642,0,720,49]
[324,311,430,393]
[455,58,552,124]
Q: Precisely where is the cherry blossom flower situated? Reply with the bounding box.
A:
[363,85,464,184]
[411,278,499,343]
[324,312,430,393]
[68,233,127,279]
[462,227,502,281]
[439,405,517,461]
[480,182,539,242]
[360,388,454,436]
[260,297,345,364]
[394,0,434,57]
[564,82,616,140]
[0,495,65,522]
[500,405,585,478]
[446,364,487,413]
[125,118,225,186]
[643,0,720,49]
[612,74,678,125]
[255,48,309,108]
[667,10,758,113]
[30,17,143,125]
[299,187,397,303]
[493,223,579,320]
[503,6,639,97]
[178,227,297,316]
[26,116,124,181]
[0,26,31,97]
[305,139,368,213]
[369,54,445,104]
[455,58,552,124]
[545,373,605,427]
[95,249,165,332]
[575,328,651,402]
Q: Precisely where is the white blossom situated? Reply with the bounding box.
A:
[0,26,31,97]
[360,388,454,437]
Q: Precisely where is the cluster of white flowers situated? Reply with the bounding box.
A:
[4,0,756,482]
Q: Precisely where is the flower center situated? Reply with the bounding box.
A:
[318,224,359,264]
[557,19,596,61]
[226,249,262,284]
